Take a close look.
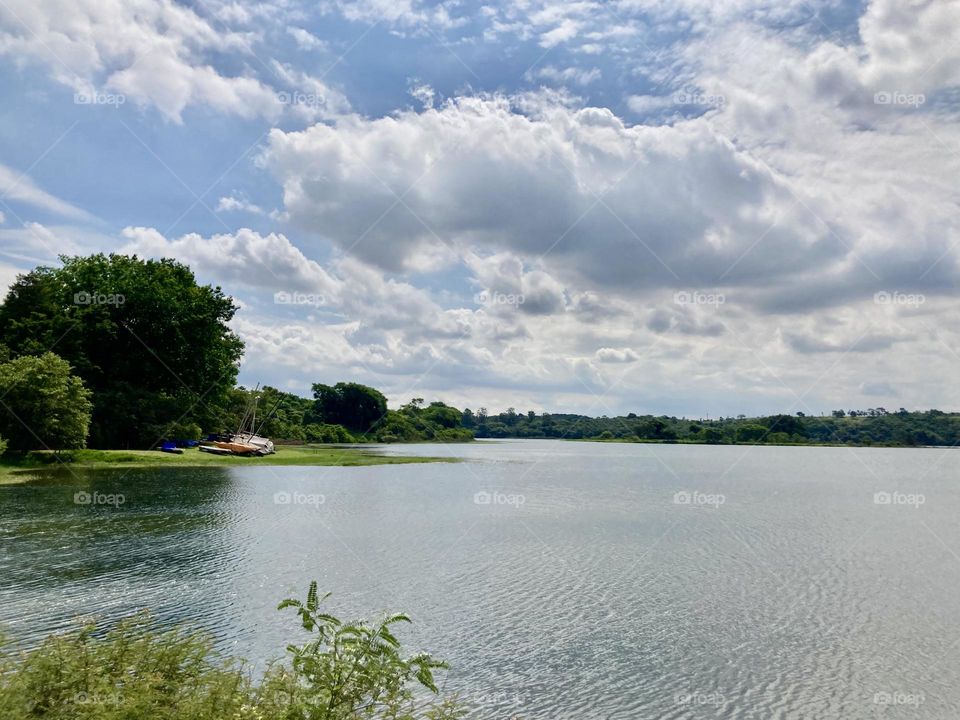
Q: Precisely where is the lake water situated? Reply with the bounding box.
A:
[2,440,959,718]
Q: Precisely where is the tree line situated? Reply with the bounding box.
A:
[463,407,960,446]
[0,253,955,453]
[0,254,471,453]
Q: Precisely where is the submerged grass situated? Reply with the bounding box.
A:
[0,445,460,484]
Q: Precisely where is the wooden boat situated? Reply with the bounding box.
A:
[198,444,234,456]
[208,389,277,456]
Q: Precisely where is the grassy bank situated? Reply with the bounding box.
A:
[0,444,460,484]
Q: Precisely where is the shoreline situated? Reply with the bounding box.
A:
[0,445,462,484]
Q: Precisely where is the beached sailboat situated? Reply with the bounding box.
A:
[199,389,277,456]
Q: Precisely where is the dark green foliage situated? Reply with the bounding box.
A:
[0,584,464,720]
[468,407,960,447]
[371,401,472,443]
[0,255,243,448]
[762,414,806,437]
[309,382,388,432]
[0,352,93,453]
[735,424,768,443]
[218,386,315,440]
[304,423,356,443]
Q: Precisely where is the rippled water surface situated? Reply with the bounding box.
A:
[3,440,960,718]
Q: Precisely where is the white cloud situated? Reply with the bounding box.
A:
[121,226,341,296]
[286,26,327,51]
[527,65,601,86]
[0,163,92,220]
[262,94,842,306]
[328,0,465,31]
[595,347,640,363]
[0,0,347,123]
[216,195,266,216]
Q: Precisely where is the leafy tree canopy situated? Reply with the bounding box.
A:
[0,352,92,453]
[309,382,388,432]
[0,254,243,448]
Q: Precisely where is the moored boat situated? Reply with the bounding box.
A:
[206,388,278,456]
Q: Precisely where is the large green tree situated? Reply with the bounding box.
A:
[0,255,244,447]
[308,382,388,433]
[0,352,93,453]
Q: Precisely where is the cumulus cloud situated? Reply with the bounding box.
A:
[262,94,841,306]
[217,195,266,216]
[0,0,347,123]
[595,347,640,363]
[121,226,341,296]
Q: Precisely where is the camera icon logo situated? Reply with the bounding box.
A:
[473,490,492,505]
[673,491,692,505]
[273,491,292,505]
[74,491,92,505]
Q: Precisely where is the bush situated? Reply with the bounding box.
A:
[0,352,93,453]
[161,421,202,442]
[0,582,463,720]
[304,423,356,443]
[735,424,768,443]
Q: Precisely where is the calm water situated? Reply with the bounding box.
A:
[2,440,960,718]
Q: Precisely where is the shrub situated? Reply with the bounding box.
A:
[0,352,93,453]
[304,423,356,443]
[0,582,463,720]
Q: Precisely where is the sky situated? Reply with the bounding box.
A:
[0,0,958,417]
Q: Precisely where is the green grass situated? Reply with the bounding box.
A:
[0,444,460,483]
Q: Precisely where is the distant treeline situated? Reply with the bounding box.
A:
[462,407,960,447]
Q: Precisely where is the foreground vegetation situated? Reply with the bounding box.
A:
[0,446,457,484]
[0,582,464,720]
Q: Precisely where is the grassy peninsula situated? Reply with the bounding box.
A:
[0,445,458,484]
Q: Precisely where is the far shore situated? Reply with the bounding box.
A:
[0,445,462,484]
